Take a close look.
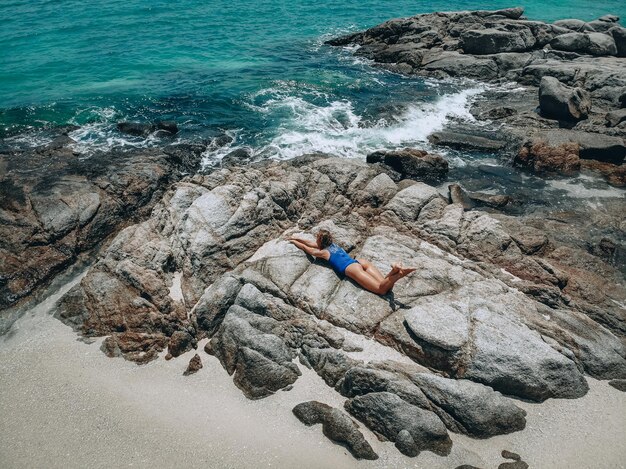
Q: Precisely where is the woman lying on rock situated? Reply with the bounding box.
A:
[287,229,415,295]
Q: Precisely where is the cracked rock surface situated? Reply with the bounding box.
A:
[53,155,625,459]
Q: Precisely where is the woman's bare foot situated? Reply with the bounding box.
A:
[399,266,416,276]
[387,262,402,277]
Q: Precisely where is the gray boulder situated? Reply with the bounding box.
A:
[193,275,242,334]
[586,32,618,56]
[422,52,499,80]
[584,19,618,33]
[606,109,626,127]
[345,392,452,457]
[610,27,626,57]
[553,19,585,31]
[207,305,301,399]
[460,28,534,54]
[549,32,590,52]
[428,131,505,152]
[409,373,526,438]
[539,76,591,121]
[292,401,378,460]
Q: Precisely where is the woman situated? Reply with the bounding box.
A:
[287,229,415,295]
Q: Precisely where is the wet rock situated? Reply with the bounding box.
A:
[292,401,378,460]
[345,392,452,457]
[422,52,498,80]
[539,77,591,121]
[515,138,581,174]
[183,354,203,376]
[367,148,448,182]
[466,191,511,208]
[531,130,625,164]
[155,120,179,134]
[117,121,155,137]
[448,184,475,210]
[448,184,510,209]
[428,131,505,152]
[221,147,253,167]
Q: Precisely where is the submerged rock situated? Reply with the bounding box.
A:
[515,139,581,174]
[117,121,155,137]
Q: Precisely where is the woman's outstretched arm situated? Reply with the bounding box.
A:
[287,236,318,248]
[288,239,330,260]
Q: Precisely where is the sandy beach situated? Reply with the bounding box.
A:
[1,273,624,469]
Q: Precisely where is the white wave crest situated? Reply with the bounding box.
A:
[240,85,484,161]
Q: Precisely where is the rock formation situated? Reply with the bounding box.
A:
[327,8,626,185]
[53,155,625,459]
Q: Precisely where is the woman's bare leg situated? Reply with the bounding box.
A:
[356,258,385,282]
[345,263,410,295]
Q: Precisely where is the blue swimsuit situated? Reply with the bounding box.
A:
[326,243,358,276]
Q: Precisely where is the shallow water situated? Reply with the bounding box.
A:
[1,0,625,164]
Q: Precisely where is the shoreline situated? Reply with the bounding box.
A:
[1,7,625,468]
[1,281,625,469]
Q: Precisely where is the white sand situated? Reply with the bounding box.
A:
[1,275,625,469]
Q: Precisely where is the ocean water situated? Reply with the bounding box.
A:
[1,0,624,164]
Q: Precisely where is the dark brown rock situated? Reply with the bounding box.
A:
[167,330,194,359]
[101,332,168,364]
[183,354,203,376]
[367,148,448,182]
[515,139,581,174]
[117,122,155,137]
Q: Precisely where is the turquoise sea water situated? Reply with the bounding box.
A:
[1,0,624,161]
